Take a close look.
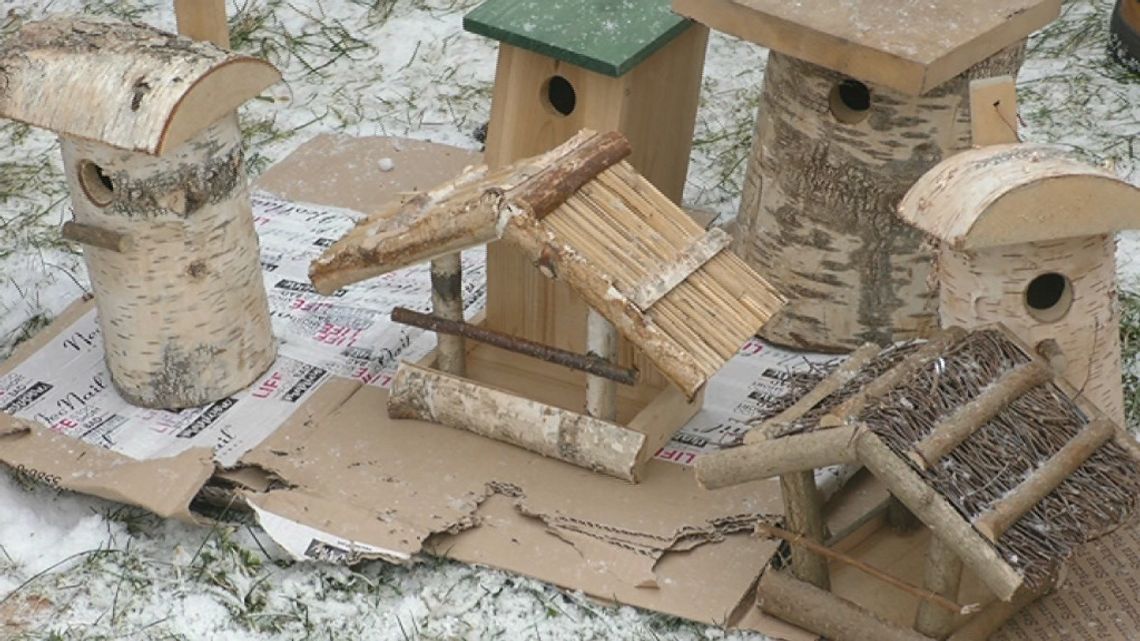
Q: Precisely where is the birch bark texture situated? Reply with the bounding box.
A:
[734,45,1025,351]
[62,118,276,408]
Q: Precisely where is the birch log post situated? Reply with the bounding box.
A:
[781,471,831,589]
[61,118,276,408]
[914,536,965,638]
[586,309,618,421]
[757,570,936,641]
[735,45,1025,351]
[431,254,466,376]
[388,362,645,481]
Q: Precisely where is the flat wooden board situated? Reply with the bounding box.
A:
[255,134,482,214]
[465,0,694,77]
[672,0,1061,94]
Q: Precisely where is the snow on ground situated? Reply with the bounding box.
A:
[0,0,1136,639]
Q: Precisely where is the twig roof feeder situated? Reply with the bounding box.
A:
[697,326,1140,640]
[899,143,1140,425]
[672,0,1061,351]
[0,17,280,408]
[311,130,785,482]
[463,0,710,409]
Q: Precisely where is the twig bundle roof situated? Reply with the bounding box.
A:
[0,17,280,155]
[311,130,784,398]
[863,330,1140,587]
[698,326,1140,599]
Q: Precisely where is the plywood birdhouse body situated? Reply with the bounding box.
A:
[697,327,1140,640]
[673,0,1061,351]
[900,143,1140,425]
[0,17,280,408]
[312,131,784,481]
[465,0,708,393]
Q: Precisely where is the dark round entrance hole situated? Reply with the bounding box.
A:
[545,75,577,116]
[829,79,872,124]
[1025,272,1073,322]
[78,160,115,207]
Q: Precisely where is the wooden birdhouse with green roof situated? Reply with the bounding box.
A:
[464,0,709,385]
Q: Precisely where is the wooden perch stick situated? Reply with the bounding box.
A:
[512,131,631,219]
[391,307,638,385]
[61,221,133,253]
[912,361,1052,468]
[914,535,966,638]
[974,419,1114,542]
[696,426,859,489]
[585,309,618,421]
[855,431,1024,601]
[1036,339,1067,374]
[757,569,939,641]
[746,343,881,444]
[388,362,644,481]
[822,328,968,426]
[758,524,976,616]
[430,254,466,376]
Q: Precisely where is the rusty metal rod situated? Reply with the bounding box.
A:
[391,307,638,386]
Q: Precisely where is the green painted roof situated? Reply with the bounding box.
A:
[464,0,693,77]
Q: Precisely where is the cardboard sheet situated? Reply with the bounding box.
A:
[4,134,1139,639]
[0,135,823,636]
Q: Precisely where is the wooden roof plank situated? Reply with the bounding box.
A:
[673,0,1060,95]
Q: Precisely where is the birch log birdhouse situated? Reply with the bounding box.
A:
[899,143,1140,425]
[0,18,281,409]
[673,0,1062,351]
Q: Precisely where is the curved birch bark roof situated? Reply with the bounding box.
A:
[0,17,280,156]
[899,143,1140,249]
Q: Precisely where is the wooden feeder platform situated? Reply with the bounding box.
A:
[672,0,1061,94]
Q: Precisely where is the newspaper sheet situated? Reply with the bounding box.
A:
[0,193,835,469]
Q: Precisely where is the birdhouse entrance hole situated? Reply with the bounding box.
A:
[1025,272,1073,322]
[78,160,115,207]
[544,75,577,116]
[829,79,872,124]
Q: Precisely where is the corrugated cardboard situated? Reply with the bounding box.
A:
[4,134,1139,640]
[0,134,801,637]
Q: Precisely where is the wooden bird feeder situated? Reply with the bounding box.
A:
[899,143,1140,425]
[696,327,1140,640]
[311,131,784,482]
[0,17,280,408]
[464,0,710,405]
[672,0,1062,352]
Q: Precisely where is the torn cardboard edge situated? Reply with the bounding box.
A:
[0,134,811,637]
[4,134,1138,641]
